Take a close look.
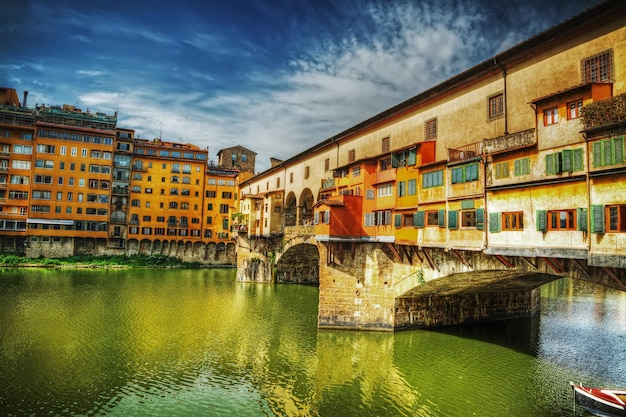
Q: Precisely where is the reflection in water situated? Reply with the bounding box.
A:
[0,270,624,416]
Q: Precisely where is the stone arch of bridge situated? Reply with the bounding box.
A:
[274,242,320,284]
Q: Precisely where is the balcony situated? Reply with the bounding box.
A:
[374,169,396,185]
[321,178,335,190]
[448,141,483,163]
[483,129,534,156]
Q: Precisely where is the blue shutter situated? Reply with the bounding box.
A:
[448,210,458,229]
[415,211,424,228]
[476,208,484,230]
[489,212,500,233]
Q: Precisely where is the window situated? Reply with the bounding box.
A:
[222,192,232,199]
[582,49,613,83]
[392,149,416,167]
[543,107,558,126]
[36,144,55,154]
[427,210,442,227]
[324,159,330,172]
[377,183,392,197]
[592,136,624,168]
[422,170,444,188]
[502,212,524,231]
[348,149,355,163]
[462,210,476,228]
[403,214,414,227]
[289,172,294,183]
[606,205,626,232]
[425,118,437,140]
[352,165,361,177]
[219,204,229,214]
[494,162,509,179]
[488,94,504,120]
[514,158,530,176]
[568,99,583,120]
[397,181,406,197]
[407,179,416,195]
[304,166,309,179]
[382,137,390,153]
[548,209,576,231]
[14,145,33,154]
[451,163,479,184]
[546,149,584,174]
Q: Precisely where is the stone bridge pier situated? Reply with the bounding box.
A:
[237,229,625,331]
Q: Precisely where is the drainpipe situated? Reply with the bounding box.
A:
[494,58,508,135]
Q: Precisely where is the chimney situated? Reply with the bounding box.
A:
[23,91,28,108]
[270,157,283,168]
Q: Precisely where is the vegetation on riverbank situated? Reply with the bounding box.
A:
[0,254,211,268]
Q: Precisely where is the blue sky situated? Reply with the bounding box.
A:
[1,0,599,172]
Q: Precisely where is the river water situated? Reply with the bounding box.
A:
[0,268,624,417]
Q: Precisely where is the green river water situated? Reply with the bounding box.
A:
[0,268,624,416]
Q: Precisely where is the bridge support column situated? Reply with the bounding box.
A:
[317,242,396,331]
[236,246,274,283]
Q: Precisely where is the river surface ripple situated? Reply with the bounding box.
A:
[0,268,624,416]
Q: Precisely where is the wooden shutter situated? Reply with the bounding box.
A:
[448,210,458,229]
[591,205,605,233]
[408,148,416,166]
[394,214,402,228]
[438,209,446,228]
[593,141,603,167]
[562,149,573,172]
[476,208,484,230]
[415,211,424,228]
[536,210,547,232]
[613,136,624,164]
[489,212,500,233]
[577,208,588,231]
[573,149,583,171]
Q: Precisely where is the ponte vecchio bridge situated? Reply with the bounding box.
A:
[233,1,626,331]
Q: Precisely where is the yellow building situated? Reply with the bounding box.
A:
[127,139,208,251]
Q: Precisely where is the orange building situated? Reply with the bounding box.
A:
[0,88,34,251]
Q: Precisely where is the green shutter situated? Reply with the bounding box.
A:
[467,164,478,181]
[391,153,398,168]
[448,210,458,229]
[591,205,605,233]
[394,214,402,228]
[415,211,424,228]
[536,210,547,232]
[438,209,446,228]
[451,167,462,184]
[408,148,416,166]
[546,154,555,175]
[514,159,530,176]
[562,149,573,172]
[593,141,603,167]
[577,208,588,231]
[489,212,500,233]
[476,208,484,230]
[613,136,624,164]
[604,140,613,165]
[573,149,583,171]
[461,199,474,209]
